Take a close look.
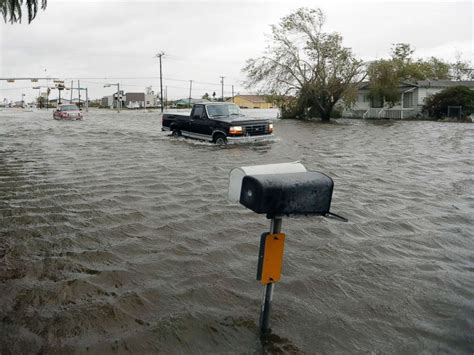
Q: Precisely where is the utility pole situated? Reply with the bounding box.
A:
[70,80,73,103]
[74,85,88,111]
[189,80,193,107]
[45,69,49,110]
[85,88,89,112]
[155,52,165,113]
[117,83,121,113]
[220,76,225,102]
[78,80,81,108]
[232,85,234,103]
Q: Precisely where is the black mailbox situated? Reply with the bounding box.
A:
[228,164,344,335]
[239,171,334,218]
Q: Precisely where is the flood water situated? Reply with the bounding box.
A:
[1,108,473,353]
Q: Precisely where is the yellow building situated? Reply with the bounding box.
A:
[232,95,274,109]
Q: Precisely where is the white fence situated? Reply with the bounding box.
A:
[351,108,418,119]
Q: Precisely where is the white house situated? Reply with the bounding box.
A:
[125,92,159,109]
[101,95,115,108]
[347,80,474,119]
[101,92,158,109]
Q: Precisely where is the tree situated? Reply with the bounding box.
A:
[243,8,365,121]
[366,59,401,105]
[368,43,451,106]
[1,0,47,24]
[36,95,45,108]
[422,85,474,119]
[202,92,210,100]
[450,53,473,81]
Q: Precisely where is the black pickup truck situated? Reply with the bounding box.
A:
[161,103,273,144]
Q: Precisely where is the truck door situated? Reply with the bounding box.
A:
[189,105,212,138]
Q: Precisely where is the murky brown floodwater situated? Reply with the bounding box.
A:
[1,108,473,354]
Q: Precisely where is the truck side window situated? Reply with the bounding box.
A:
[193,106,204,119]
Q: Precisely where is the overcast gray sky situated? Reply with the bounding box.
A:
[0,0,472,103]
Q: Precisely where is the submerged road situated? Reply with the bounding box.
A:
[1,108,473,353]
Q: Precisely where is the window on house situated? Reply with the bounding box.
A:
[371,95,384,108]
[359,93,369,102]
[403,92,413,108]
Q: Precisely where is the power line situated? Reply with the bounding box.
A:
[3,75,242,90]
[0,74,256,100]
[80,80,242,91]
[0,86,34,90]
[66,79,247,96]
[0,77,58,81]
[60,76,226,86]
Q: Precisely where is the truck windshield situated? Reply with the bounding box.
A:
[207,104,240,118]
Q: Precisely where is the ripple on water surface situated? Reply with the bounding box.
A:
[0,109,473,353]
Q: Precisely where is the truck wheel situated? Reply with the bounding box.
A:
[214,134,227,145]
[171,129,181,137]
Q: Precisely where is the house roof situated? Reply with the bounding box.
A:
[234,95,268,103]
[416,80,474,88]
[358,80,474,90]
[357,81,417,90]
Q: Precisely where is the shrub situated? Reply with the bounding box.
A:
[422,85,474,119]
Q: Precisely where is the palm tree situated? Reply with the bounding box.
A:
[1,0,47,24]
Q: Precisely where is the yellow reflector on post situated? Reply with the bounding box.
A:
[257,233,285,284]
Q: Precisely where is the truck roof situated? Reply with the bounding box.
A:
[198,102,235,105]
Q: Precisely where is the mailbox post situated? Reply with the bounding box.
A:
[229,162,343,336]
[259,217,282,334]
